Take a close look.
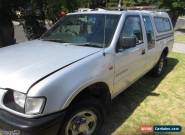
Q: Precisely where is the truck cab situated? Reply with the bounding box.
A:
[112,10,173,97]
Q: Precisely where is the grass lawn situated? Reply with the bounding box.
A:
[101,52,185,135]
[175,35,185,43]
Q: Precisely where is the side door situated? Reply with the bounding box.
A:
[142,15,157,70]
[114,15,147,95]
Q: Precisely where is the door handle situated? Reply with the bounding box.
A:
[141,49,145,55]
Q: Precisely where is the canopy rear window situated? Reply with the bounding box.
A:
[154,17,172,33]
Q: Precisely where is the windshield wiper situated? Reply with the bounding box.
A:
[42,38,66,43]
[77,43,103,48]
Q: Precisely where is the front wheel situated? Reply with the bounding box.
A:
[59,98,105,135]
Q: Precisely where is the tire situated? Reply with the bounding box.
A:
[150,53,167,77]
[59,97,105,135]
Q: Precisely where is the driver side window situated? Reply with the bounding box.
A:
[117,15,143,50]
[143,16,155,49]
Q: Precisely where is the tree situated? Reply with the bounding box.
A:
[2,0,183,46]
[122,0,185,26]
[159,0,185,26]
[43,0,67,21]
[90,0,106,8]
[0,0,24,46]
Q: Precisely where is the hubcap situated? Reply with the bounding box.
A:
[65,110,97,135]
[158,58,164,73]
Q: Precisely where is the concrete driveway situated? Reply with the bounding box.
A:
[175,18,185,30]
[173,42,185,54]
[14,24,27,43]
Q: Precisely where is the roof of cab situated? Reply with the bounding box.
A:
[68,9,169,18]
[139,10,169,17]
[68,10,123,15]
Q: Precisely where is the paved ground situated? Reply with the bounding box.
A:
[14,25,27,43]
[173,18,185,54]
[173,42,185,54]
[175,18,185,30]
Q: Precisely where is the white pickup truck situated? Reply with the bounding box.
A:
[0,10,174,135]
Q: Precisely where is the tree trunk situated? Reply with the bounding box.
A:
[0,11,16,47]
[168,11,179,28]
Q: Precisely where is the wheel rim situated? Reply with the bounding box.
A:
[158,58,164,74]
[65,110,97,135]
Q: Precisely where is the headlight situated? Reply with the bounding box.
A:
[13,91,26,108]
[4,91,46,115]
[25,97,46,115]
[3,91,26,113]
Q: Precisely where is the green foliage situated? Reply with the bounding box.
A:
[43,0,65,20]
[160,0,185,14]
[34,0,92,20]
[42,0,105,19]
[113,0,185,25]
[0,0,25,18]
[119,0,185,14]
[1,0,185,21]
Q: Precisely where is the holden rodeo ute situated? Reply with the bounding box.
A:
[0,9,174,135]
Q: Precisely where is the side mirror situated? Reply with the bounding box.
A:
[117,36,136,52]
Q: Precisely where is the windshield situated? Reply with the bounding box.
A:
[41,14,120,48]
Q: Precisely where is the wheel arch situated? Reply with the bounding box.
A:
[63,82,111,109]
[162,47,169,57]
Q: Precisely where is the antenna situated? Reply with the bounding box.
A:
[103,15,107,51]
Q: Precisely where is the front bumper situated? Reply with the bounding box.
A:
[0,109,65,135]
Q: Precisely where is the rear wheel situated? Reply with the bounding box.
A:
[150,53,167,77]
[59,98,104,135]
